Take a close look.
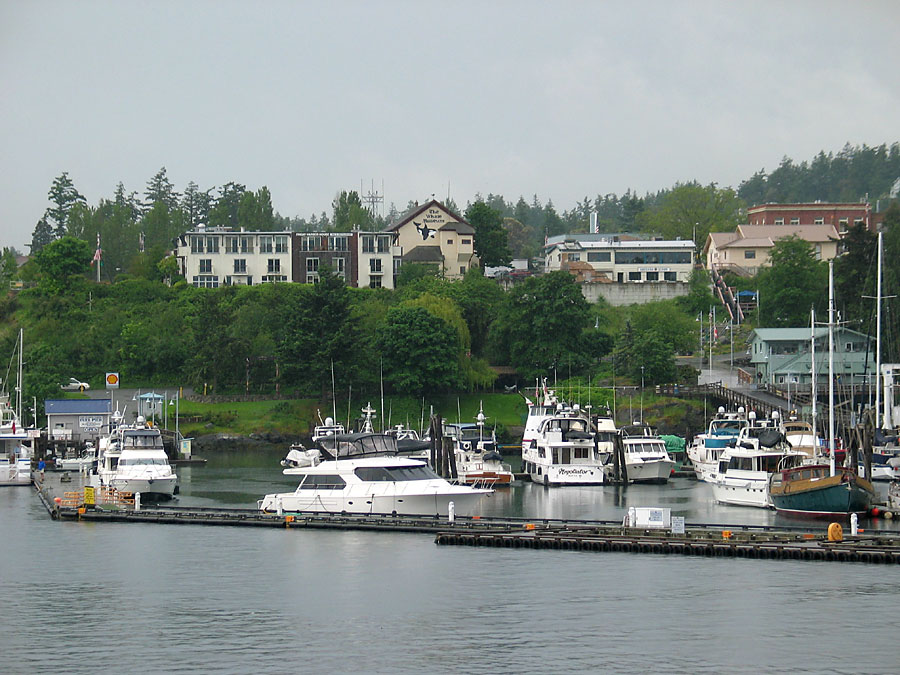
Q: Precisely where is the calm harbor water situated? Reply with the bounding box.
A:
[3,448,899,674]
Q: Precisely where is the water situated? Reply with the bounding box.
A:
[3,450,899,673]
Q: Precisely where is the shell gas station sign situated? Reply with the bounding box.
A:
[105,372,120,389]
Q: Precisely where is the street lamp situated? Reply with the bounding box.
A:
[640,365,645,424]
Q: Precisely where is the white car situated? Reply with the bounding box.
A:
[61,378,90,392]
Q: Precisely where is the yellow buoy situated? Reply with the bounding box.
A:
[827,522,843,542]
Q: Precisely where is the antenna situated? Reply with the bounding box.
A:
[361,179,384,219]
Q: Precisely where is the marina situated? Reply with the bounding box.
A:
[30,463,900,565]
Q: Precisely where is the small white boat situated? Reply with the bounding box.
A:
[619,422,676,484]
[260,432,490,516]
[0,331,32,487]
[712,445,806,508]
[56,442,98,472]
[98,414,177,500]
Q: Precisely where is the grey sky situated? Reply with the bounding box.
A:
[3,0,898,251]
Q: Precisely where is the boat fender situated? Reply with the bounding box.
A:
[827,522,843,542]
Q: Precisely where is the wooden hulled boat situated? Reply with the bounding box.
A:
[768,463,876,517]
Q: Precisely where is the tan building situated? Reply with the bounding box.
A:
[386,200,477,279]
[704,224,840,275]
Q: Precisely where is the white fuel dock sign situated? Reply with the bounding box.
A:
[79,415,104,431]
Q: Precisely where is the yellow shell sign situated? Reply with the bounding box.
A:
[105,372,120,389]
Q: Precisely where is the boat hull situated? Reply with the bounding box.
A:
[625,459,675,484]
[260,484,490,516]
[770,476,875,516]
[527,463,605,486]
[712,479,770,508]
[109,476,177,500]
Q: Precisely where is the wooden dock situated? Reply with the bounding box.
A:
[31,471,900,565]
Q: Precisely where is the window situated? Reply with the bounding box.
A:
[814,244,822,260]
[329,236,348,252]
[845,342,854,352]
[628,271,641,281]
[240,236,252,253]
[587,251,611,262]
[447,239,454,245]
[369,258,382,273]
[225,236,239,253]
[298,474,346,489]
[262,275,286,283]
[790,218,800,225]
[460,266,466,275]
[199,259,212,273]
[306,275,318,284]
[362,236,375,253]
[664,271,677,282]
[774,218,785,225]
[307,257,319,273]
[234,259,246,273]
[854,218,864,226]
[205,236,219,253]
[814,217,824,225]
[461,239,471,245]
[646,271,659,281]
[334,257,346,276]
[369,277,382,288]
[744,250,756,259]
[839,218,849,230]
[275,235,289,253]
[192,275,219,288]
[267,259,281,274]
[377,236,390,253]
[260,236,273,253]
[190,236,204,253]
[568,253,581,262]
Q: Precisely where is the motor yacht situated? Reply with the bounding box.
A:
[618,422,676,484]
[445,404,513,486]
[97,414,177,500]
[260,431,491,516]
[687,406,748,483]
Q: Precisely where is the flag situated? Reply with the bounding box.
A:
[91,233,102,266]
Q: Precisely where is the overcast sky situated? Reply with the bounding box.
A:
[2,0,898,251]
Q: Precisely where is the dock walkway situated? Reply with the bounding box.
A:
[31,471,900,565]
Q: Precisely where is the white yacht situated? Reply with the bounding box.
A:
[97,414,177,500]
[522,399,604,486]
[711,414,804,508]
[782,418,822,459]
[260,431,491,516]
[618,422,676,484]
[687,406,748,483]
[446,404,513,486]
[0,393,31,486]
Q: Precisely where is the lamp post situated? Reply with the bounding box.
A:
[640,365,645,424]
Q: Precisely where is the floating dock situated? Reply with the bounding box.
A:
[31,472,900,565]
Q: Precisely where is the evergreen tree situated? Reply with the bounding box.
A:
[45,171,86,238]
[144,167,179,212]
[29,217,54,254]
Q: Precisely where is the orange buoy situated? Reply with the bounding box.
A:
[871,507,880,517]
[54,497,61,504]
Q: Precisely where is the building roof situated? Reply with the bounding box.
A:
[752,327,871,342]
[386,199,470,232]
[402,245,444,263]
[45,399,112,415]
[736,224,839,243]
[748,202,870,212]
[545,233,694,251]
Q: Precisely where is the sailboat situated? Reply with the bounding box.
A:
[768,260,876,517]
[0,329,33,486]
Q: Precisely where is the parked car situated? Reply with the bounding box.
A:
[61,377,90,392]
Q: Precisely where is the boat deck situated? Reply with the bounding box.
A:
[31,471,900,565]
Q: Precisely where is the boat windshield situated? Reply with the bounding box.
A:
[711,420,744,435]
[354,465,440,482]
[118,457,169,466]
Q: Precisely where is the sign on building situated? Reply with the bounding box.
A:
[106,372,120,389]
[79,415,104,431]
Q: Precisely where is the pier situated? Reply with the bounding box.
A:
[31,471,900,565]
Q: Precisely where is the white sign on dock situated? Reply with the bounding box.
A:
[632,507,671,529]
[671,516,685,534]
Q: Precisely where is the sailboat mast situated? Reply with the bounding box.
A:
[828,260,836,477]
[810,308,816,441]
[17,328,23,424]
[875,231,883,431]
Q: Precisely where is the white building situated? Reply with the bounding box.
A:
[543,234,695,305]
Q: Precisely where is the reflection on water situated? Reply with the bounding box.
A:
[3,450,900,673]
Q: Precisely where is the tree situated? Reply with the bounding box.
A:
[465,201,512,268]
[29,217,54,254]
[833,222,876,325]
[208,182,247,227]
[629,300,698,354]
[640,182,745,253]
[757,235,827,327]
[377,306,459,396]
[45,172,86,238]
[490,271,591,379]
[632,330,676,384]
[332,190,373,232]
[181,181,213,229]
[34,235,93,294]
[0,248,18,288]
[502,217,536,260]
[144,167,179,213]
